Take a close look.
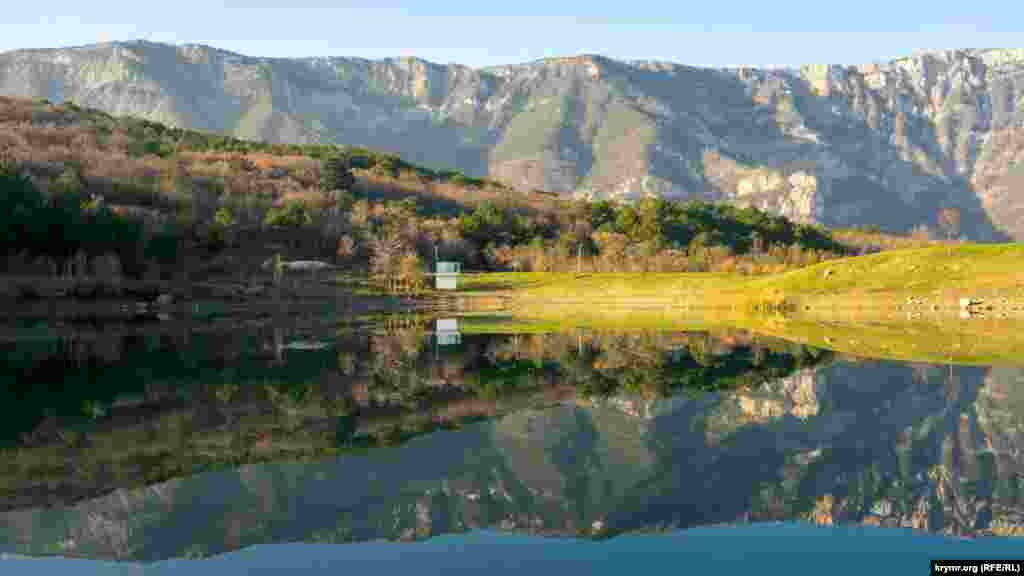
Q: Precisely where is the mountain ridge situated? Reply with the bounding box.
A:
[2,41,1023,239]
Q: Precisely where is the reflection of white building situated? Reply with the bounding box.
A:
[603,397,658,420]
[435,318,461,346]
[434,262,461,290]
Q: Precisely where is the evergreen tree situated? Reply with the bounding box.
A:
[319,154,355,193]
[1,161,44,255]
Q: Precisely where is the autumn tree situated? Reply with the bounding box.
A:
[397,251,426,293]
[593,231,628,272]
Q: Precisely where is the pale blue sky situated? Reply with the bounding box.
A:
[0,1,1021,68]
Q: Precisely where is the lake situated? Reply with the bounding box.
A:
[1,312,1022,572]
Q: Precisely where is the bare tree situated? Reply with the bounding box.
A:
[397,251,426,294]
[593,231,628,273]
[937,207,961,256]
[369,236,405,291]
[937,208,960,241]
[336,234,356,264]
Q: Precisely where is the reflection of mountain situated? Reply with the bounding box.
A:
[2,358,1022,561]
[492,406,656,526]
[974,367,1024,535]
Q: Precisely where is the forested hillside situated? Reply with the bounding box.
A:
[1,96,934,296]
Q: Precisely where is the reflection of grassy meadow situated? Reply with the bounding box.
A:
[458,310,1024,366]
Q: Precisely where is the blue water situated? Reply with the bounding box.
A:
[4,524,1022,575]
[4,324,1023,572]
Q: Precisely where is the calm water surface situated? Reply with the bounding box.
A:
[1,314,1022,570]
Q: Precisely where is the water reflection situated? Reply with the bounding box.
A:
[0,318,1022,561]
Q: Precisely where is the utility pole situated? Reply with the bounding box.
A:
[577,243,582,274]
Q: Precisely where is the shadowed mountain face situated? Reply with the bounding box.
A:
[0,319,1022,561]
[2,42,1023,239]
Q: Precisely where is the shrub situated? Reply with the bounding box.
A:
[126,138,175,158]
[203,207,237,249]
[264,201,313,228]
[213,206,235,228]
[370,155,399,177]
[447,171,486,188]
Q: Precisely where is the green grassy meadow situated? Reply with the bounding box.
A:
[457,244,1024,311]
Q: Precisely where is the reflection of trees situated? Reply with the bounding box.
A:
[1,326,834,455]
[445,331,835,408]
[527,332,834,399]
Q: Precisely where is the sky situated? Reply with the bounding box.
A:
[0,1,1022,68]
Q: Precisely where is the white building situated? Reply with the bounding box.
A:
[434,261,462,290]
[435,318,461,346]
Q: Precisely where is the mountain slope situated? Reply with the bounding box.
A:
[3,41,1023,239]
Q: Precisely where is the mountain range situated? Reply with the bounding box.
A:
[2,41,1024,239]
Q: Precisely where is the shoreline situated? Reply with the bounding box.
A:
[449,289,1024,320]
[6,286,1022,323]
[3,243,1023,323]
